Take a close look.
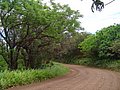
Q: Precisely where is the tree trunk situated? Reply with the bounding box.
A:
[9,48,20,70]
[29,54,35,69]
[23,48,34,69]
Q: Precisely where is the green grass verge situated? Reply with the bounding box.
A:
[0,55,7,71]
[0,63,69,90]
[73,58,120,72]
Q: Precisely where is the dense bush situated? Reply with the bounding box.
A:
[73,58,120,71]
[79,24,120,59]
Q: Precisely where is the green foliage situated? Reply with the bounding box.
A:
[79,24,120,59]
[79,35,97,52]
[0,0,82,70]
[0,63,69,89]
[52,32,91,63]
[73,58,120,71]
[96,25,120,58]
[0,55,7,71]
[109,40,120,58]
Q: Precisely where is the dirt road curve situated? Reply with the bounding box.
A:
[7,65,120,90]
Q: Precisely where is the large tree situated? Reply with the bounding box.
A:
[0,0,82,70]
[20,1,83,69]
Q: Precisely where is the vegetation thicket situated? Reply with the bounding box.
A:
[77,24,120,71]
[79,24,120,60]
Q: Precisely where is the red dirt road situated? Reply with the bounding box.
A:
[7,65,120,90]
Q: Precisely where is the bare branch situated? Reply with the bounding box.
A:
[105,0,115,6]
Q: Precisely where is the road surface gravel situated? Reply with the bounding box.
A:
[7,64,120,90]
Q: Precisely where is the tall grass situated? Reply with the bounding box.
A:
[0,63,69,90]
[0,55,7,71]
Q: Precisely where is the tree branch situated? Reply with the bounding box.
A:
[105,0,115,6]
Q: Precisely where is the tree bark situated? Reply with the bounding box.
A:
[9,47,20,70]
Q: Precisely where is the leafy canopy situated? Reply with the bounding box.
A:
[79,24,120,59]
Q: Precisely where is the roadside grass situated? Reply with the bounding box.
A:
[0,55,7,71]
[73,58,120,72]
[0,63,69,90]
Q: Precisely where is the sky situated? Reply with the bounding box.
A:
[45,0,120,33]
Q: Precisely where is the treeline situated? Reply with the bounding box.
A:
[57,24,120,64]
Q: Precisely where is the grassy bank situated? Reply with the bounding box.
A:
[73,58,120,72]
[0,63,69,90]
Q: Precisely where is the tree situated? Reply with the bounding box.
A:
[0,0,82,70]
[79,24,120,59]
[0,0,50,70]
[79,34,98,58]
[109,40,120,59]
[22,1,83,69]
